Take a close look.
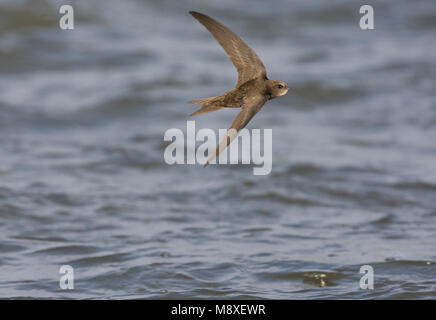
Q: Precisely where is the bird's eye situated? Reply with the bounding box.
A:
[277,84,283,89]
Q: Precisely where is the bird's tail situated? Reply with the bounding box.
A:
[188,95,224,116]
[188,96,218,105]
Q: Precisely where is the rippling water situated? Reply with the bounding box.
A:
[0,0,435,299]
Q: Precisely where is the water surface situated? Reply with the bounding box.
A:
[0,0,435,299]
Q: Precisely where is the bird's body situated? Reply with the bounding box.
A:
[190,77,265,115]
[188,11,289,166]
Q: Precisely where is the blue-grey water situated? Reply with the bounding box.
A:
[0,0,435,299]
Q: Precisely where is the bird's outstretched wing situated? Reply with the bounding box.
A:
[190,11,267,87]
[204,95,268,166]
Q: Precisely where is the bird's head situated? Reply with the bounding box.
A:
[266,80,289,99]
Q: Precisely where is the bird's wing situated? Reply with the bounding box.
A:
[204,95,268,166]
[190,11,267,87]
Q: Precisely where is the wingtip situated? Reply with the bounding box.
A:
[189,11,206,19]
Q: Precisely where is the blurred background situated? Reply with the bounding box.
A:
[0,0,435,298]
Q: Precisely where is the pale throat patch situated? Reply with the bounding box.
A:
[277,88,289,96]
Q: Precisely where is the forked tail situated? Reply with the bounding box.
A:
[188,96,217,105]
[188,95,224,116]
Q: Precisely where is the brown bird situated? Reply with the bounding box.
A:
[188,11,289,166]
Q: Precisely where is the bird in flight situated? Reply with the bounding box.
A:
[188,11,289,167]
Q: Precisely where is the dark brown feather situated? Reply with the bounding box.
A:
[190,11,267,87]
[204,95,268,166]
